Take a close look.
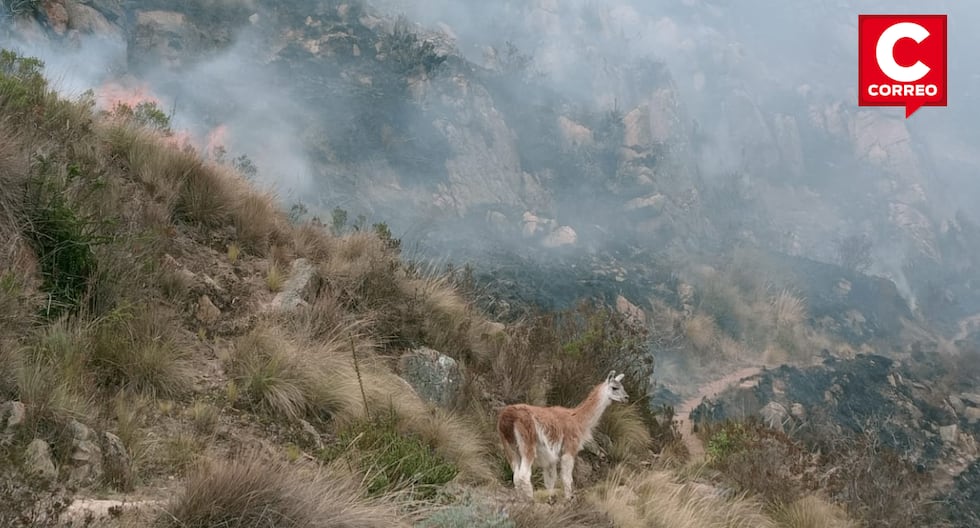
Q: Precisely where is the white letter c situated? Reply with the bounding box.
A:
[876,22,930,83]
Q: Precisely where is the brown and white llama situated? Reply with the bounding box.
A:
[497,370,630,498]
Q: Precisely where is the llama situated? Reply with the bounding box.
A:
[497,370,630,498]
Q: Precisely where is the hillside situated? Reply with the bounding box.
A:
[0,48,866,528]
[1,1,979,527]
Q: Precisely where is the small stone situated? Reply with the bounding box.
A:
[196,295,221,323]
[790,403,806,419]
[1,401,26,434]
[964,407,980,424]
[298,419,323,450]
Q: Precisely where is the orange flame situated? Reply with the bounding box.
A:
[205,124,229,158]
[95,81,161,111]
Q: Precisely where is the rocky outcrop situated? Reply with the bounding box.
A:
[67,419,102,486]
[128,10,209,70]
[268,258,319,311]
[690,353,979,523]
[398,347,462,408]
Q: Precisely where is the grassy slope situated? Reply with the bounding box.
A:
[0,50,860,528]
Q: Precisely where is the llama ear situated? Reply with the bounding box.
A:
[614,373,625,382]
[606,370,616,382]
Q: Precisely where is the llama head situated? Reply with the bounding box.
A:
[604,370,629,403]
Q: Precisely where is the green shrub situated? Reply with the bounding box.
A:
[23,171,101,319]
[111,101,171,133]
[321,410,458,501]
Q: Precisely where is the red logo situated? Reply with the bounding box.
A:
[858,14,947,118]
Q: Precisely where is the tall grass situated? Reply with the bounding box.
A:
[588,468,777,528]
[159,458,410,528]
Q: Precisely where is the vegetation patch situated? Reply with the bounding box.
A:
[321,410,458,501]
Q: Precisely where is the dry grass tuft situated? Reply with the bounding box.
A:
[266,261,285,292]
[588,468,776,528]
[88,304,192,398]
[397,406,495,484]
[231,188,289,254]
[159,458,410,528]
[770,290,806,330]
[599,405,653,463]
[509,500,614,528]
[774,495,857,528]
[683,312,719,352]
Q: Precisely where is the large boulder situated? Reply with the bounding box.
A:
[398,347,462,408]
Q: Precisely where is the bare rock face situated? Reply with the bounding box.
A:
[558,116,594,149]
[398,347,462,409]
[129,10,204,70]
[65,1,119,37]
[41,0,70,35]
[541,225,577,248]
[25,439,58,481]
[615,295,646,327]
[430,77,543,214]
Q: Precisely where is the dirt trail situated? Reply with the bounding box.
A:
[675,366,763,459]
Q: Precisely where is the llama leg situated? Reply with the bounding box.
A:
[560,453,575,499]
[514,429,536,498]
[543,462,557,495]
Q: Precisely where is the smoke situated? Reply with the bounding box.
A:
[0,21,316,200]
[3,0,980,317]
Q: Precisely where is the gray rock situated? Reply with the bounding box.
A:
[960,393,980,406]
[298,419,323,450]
[949,395,966,415]
[398,347,462,408]
[939,424,959,444]
[541,225,577,248]
[25,439,57,481]
[269,259,319,311]
[1,400,26,435]
[101,432,131,490]
[68,419,102,486]
[964,407,980,425]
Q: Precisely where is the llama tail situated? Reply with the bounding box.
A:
[497,407,519,471]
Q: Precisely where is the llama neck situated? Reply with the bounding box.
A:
[571,382,611,435]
